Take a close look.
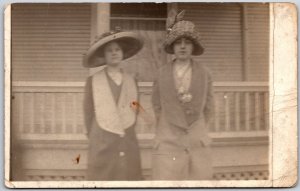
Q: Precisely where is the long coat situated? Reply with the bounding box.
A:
[151,59,214,180]
[84,69,142,180]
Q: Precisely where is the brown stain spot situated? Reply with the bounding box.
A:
[130,101,145,113]
[73,154,80,164]
[130,101,154,126]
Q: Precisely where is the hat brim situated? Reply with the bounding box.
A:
[83,32,143,68]
[164,35,204,56]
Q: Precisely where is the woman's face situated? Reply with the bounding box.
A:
[103,41,124,67]
[173,37,194,61]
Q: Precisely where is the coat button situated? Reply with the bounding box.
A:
[184,148,190,153]
[185,109,193,115]
[172,157,176,161]
[119,152,125,157]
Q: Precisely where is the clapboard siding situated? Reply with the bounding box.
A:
[11,3,269,82]
[178,3,243,81]
[246,4,269,81]
[11,3,91,82]
[110,3,167,18]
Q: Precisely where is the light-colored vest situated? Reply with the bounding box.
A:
[92,69,137,135]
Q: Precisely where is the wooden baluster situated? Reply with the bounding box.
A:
[214,94,220,132]
[224,93,230,131]
[245,92,250,131]
[255,92,261,130]
[11,93,16,133]
[18,93,24,134]
[80,94,86,134]
[264,92,269,130]
[40,93,45,133]
[235,92,240,131]
[61,94,66,134]
[77,94,82,134]
[141,95,146,134]
[29,93,35,133]
[72,94,77,134]
[51,93,55,133]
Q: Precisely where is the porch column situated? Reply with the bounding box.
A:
[89,3,110,75]
[166,3,178,62]
[241,4,249,81]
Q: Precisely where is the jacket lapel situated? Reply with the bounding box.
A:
[117,73,138,129]
[92,69,137,135]
[189,60,207,110]
[162,61,179,102]
[158,60,208,129]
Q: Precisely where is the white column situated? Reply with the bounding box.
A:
[241,4,249,81]
[166,3,178,62]
[90,3,110,43]
[89,3,111,75]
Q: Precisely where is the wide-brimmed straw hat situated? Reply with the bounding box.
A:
[83,28,143,68]
[164,11,204,55]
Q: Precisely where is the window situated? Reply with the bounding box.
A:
[110,3,167,82]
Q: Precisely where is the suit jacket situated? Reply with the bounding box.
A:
[151,59,215,180]
[83,69,142,180]
[152,59,214,130]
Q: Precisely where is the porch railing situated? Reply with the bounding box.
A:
[11,81,269,135]
[11,81,269,181]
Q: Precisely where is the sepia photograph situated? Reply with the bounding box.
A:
[4,1,297,188]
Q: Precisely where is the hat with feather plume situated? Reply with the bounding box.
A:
[164,10,204,55]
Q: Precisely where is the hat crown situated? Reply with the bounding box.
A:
[172,20,195,34]
[93,26,122,45]
[164,11,204,55]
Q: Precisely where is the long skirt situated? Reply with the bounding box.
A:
[87,119,142,180]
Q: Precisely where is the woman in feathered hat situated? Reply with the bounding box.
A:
[83,27,144,180]
[151,11,215,180]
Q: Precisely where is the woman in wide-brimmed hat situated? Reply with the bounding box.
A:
[83,27,144,180]
[151,11,215,180]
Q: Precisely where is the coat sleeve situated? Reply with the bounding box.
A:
[203,70,215,125]
[83,76,94,135]
[152,79,161,121]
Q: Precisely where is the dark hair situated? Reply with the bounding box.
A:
[97,40,125,57]
[171,36,196,53]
